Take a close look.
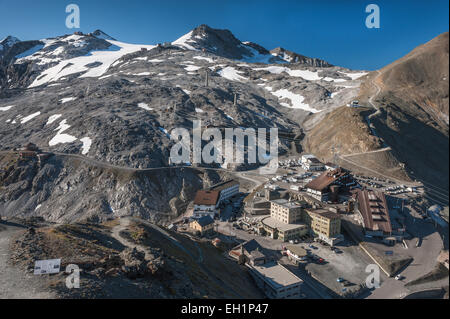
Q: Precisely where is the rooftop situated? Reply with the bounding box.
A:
[192,215,215,227]
[210,180,239,192]
[356,189,392,234]
[306,209,340,220]
[271,198,303,209]
[308,157,322,164]
[248,261,302,289]
[194,190,220,206]
[241,239,262,254]
[231,239,263,257]
[305,168,349,192]
[262,217,307,232]
[250,249,266,259]
[285,245,307,257]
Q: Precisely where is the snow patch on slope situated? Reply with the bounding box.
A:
[240,44,273,64]
[0,105,15,111]
[184,65,202,72]
[172,31,198,51]
[29,40,155,88]
[138,103,153,111]
[80,137,92,155]
[270,89,320,113]
[342,71,368,80]
[254,66,321,81]
[46,114,62,125]
[49,119,77,146]
[193,56,214,63]
[217,66,247,82]
[20,112,41,124]
[60,97,77,103]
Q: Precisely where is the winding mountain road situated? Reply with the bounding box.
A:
[367,70,382,119]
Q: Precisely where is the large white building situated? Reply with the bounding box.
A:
[305,168,352,202]
[193,190,220,218]
[301,154,324,171]
[192,180,240,218]
[246,261,303,299]
[210,180,240,203]
[260,199,308,242]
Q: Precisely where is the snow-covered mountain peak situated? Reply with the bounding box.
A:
[171,24,280,63]
[89,29,116,41]
[0,36,21,51]
[170,25,332,66]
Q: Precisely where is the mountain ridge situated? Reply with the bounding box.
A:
[305,31,449,202]
[0,25,387,222]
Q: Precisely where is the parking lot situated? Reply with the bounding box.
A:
[262,164,422,204]
[300,239,375,296]
[216,158,440,298]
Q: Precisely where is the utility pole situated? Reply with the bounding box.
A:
[331,142,341,166]
[233,93,238,107]
[205,71,209,87]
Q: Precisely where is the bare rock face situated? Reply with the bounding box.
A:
[270,47,333,67]
[0,25,370,222]
[119,247,164,278]
[120,247,148,278]
[147,256,165,275]
[357,32,449,193]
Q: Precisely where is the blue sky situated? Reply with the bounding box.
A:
[0,0,448,70]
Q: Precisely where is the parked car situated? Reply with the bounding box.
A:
[395,275,404,281]
[337,277,345,283]
[343,281,352,287]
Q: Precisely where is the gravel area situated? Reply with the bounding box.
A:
[0,222,55,299]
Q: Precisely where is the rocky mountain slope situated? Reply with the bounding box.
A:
[367,32,449,125]
[0,25,368,222]
[270,47,332,67]
[5,218,263,298]
[305,32,449,204]
[361,32,449,197]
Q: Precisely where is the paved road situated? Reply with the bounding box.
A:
[0,221,55,299]
[280,260,326,299]
[341,147,392,158]
[367,207,446,299]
